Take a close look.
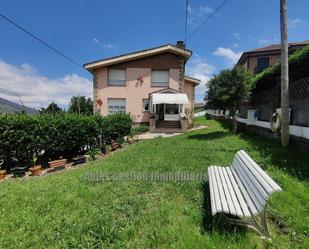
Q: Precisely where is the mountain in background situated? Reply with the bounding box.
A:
[0,98,38,114]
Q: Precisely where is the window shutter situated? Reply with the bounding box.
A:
[108,69,126,85]
[151,70,169,86]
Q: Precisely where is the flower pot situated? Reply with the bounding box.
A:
[0,170,6,180]
[111,142,119,151]
[30,165,42,176]
[180,118,189,130]
[48,159,67,170]
[11,166,27,177]
[72,156,86,166]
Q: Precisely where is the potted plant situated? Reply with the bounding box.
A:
[10,157,27,177]
[72,155,86,165]
[48,157,67,170]
[116,137,125,148]
[100,143,108,154]
[29,153,42,176]
[111,140,119,150]
[0,160,6,180]
[85,148,100,161]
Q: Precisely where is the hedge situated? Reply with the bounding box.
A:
[131,125,149,135]
[253,45,309,90]
[0,113,132,171]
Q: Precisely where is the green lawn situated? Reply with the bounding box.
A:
[1,118,309,248]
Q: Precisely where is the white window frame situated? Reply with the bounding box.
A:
[108,69,126,86]
[142,99,150,112]
[108,98,126,114]
[151,70,169,87]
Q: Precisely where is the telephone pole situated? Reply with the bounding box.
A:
[280,0,289,146]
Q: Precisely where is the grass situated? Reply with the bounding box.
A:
[0,117,309,248]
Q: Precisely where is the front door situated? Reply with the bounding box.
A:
[164,104,180,121]
[156,104,164,121]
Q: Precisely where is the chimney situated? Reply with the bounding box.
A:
[176,40,185,49]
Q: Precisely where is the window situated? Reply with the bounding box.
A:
[165,104,179,114]
[142,99,150,112]
[256,57,269,74]
[108,69,126,86]
[151,70,169,87]
[108,98,126,114]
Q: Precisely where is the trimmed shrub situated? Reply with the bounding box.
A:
[102,113,133,141]
[131,125,149,135]
[0,113,133,171]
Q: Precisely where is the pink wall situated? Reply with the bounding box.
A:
[95,67,180,123]
[184,81,195,110]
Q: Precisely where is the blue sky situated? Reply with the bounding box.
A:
[0,0,308,108]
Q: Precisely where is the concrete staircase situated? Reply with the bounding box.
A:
[156,121,181,129]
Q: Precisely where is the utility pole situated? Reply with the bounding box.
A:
[77,95,81,115]
[280,0,289,146]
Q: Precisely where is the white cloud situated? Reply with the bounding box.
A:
[199,5,214,14]
[213,47,242,66]
[186,54,215,101]
[187,4,214,26]
[232,43,239,48]
[258,38,273,45]
[0,60,92,109]
[93,38,117,50]
[288,18,304,28]
[233,32,240,40]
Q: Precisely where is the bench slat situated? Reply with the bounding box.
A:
[226,168,251,217]
[218,167,236,215]
[234,155,269,201]
[209,166,222,214]
[239,150,282,192]
[236,152,274,195]
[232,163,266,212]
[208,167,217,215]
[214,166,229,213]
[220,167,238,216]
[231,167,259,215]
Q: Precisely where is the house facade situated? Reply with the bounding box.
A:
[236,40,309,75]
[84,41,200,130]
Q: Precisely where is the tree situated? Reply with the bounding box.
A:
[40,102,62,114]
[68,96,93,115]
[206,67,254,133]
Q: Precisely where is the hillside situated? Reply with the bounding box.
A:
[0,98,38,114]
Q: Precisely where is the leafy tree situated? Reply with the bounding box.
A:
[206,67,254,133]
[68,96,93,115]
[40,102,62,114]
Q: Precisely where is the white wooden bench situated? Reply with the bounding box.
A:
[208,150,282,239]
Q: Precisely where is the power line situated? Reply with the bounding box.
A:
[0,87,22,97]
[184,0,189,44]
[0,14,83,69]
[187,0,230,41]
[0,87,25,108]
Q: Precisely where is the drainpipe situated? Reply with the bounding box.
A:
[92,70,99,113]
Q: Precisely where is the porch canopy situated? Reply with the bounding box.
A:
[152,93,189,105]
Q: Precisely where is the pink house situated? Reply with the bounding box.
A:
[84,41,200,131]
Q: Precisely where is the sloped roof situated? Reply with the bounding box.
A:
[236,40,309,66]
[185,75,201,85]
[248,40,309,53]
[84,44,192,71]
